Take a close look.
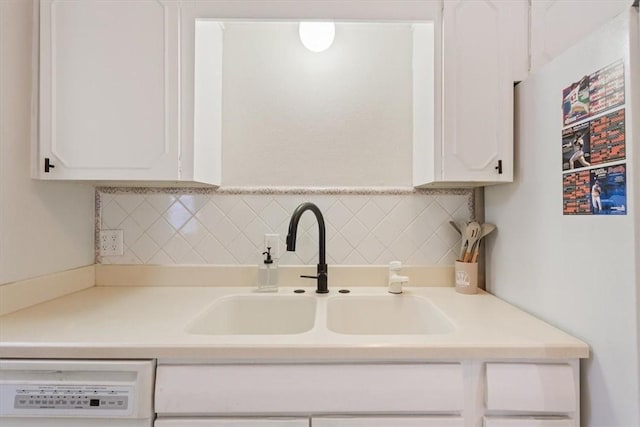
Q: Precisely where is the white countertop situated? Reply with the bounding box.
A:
[0,285,589,360]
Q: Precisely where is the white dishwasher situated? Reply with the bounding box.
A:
[0,359,154,427]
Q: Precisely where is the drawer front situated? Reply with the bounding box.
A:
[313,416,465,427]
[485,363,576,413]
[484,417,576,427]
[156,363,463,415]
[155,419,308,426]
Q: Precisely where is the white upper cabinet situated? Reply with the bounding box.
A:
[530,0,633,72]
[37,0,220,185]
[415,0,514,187]
[36,0,539,187]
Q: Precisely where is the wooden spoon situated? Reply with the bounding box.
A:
[470,223,496,262]
[457,222,470,260]
[462,222,481,262]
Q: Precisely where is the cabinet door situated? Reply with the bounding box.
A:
[484,418,575,427]
[485,363,577,413]
[503,0,529,82]
[38,0,180,180]
[441,0,513,184]
[312,417,464,427]
[155,364,463,415]
[155,419,308,427]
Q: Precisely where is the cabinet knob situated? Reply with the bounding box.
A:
[495,160,503,175]
[44,157,55,173]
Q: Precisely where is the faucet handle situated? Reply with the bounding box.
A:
[388,274,408,294]
[389,260,402,271]
[300,265,328,294]
[388,261,408,294]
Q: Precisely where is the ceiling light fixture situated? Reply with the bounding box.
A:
[299,22,335,52]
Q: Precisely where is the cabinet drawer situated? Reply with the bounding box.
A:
[313,416,465,427]
[484,417,575,427]
[155,419,308,426]
[485,363,576,413]
[156,363,463,415]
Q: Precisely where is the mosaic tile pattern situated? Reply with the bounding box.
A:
[98,190,473,266]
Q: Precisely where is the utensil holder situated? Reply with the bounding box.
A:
[455,261,478,294]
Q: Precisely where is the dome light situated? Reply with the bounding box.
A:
[299,22,335,52]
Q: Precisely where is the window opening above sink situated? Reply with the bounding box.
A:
[194,20,435,187]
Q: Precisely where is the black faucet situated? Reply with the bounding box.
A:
[286,202,328,294]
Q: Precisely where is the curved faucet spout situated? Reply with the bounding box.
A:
[286,202,328,293]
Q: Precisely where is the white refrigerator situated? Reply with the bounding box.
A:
[485,7,639,427]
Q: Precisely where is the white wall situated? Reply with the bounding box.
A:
[530,0,633,72]
[485,10,639,426]
[634,10,640,426]
[0,0,94,285]
[221,22,415,187]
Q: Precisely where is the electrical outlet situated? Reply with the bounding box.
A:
[264,233,280,259]
[99,230,124,256]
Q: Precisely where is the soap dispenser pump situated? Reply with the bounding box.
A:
[257,247,278,292]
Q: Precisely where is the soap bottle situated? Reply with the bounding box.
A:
[257,247,278,292]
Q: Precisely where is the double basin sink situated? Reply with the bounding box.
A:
[186,290,455,336]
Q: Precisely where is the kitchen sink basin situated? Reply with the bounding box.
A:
[186,294,316,335]
[326,295,454,335]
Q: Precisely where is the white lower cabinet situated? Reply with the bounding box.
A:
[154,361,580,427]
[155,363,463,415]
[312,416,464,426]
[485,363,576,413]
[484,362,580,427]
[155,419,307,427]
[484,418,575,427]
[155,417,464,427]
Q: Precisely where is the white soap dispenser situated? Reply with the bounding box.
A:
[257,247,278,292]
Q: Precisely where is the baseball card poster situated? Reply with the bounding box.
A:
[588,59,625,116]
[562,122,591,171]
[589,109,625,165]
[561,59,627,216]
[563,170,592,215]
[590,165,627,215]
[562,75,590,126]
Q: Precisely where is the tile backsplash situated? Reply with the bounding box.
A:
[97,189,473,266]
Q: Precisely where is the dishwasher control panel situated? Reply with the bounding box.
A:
[1,384,133,416]
[0,359,153,421]
[13,385,130,410]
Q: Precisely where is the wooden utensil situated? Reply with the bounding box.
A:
[462,222,481,262]
[470,223,496,262]
[457,221,470,260]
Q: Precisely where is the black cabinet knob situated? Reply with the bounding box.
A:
[44,157,55,173]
